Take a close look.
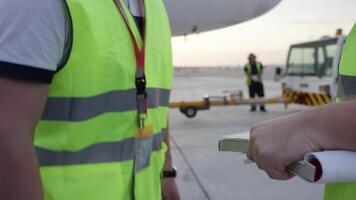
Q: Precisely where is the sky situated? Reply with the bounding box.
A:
[171,0,356,67]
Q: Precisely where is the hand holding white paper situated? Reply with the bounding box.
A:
[219,132,356,183]
[251,75,258,81]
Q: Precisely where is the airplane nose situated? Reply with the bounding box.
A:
[254,0,281,17]
[165,0,282,36]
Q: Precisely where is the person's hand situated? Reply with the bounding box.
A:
[246,112,323,180]
[251,75,258,81]
[161,178,180,200]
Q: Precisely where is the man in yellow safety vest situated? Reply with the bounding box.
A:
[244,53,267,112]
[0,0,180,199]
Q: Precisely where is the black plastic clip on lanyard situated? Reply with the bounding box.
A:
[113,0,148,129]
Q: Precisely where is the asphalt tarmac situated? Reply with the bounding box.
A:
[169,69,323,200]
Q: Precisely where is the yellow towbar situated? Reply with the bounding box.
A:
[169,95,289,118]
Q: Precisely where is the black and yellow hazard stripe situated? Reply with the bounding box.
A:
[282,90,331,106]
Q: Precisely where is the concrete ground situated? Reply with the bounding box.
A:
[169,71,323,200]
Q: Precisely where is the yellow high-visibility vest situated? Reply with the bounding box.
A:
[245,62,262,85]
[34,0,173,199]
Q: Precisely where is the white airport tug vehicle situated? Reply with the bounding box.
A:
[279,36,347,106]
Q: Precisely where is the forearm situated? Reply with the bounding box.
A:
[161,121,180,199]
[245,72,252,79]
[163,124,174,170]
[0,130,43,199]
[0,78,49,199]
[297,101,356,151]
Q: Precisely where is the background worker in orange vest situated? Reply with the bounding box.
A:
[244,53,267,112]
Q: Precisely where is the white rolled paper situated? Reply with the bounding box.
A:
[305,150,356,183]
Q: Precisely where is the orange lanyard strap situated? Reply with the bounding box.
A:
[113,0,147,129]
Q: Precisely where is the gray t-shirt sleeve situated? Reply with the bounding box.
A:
[0,0,67,83]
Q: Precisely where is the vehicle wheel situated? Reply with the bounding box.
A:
[179,107,186,114]
[184,107,197,118]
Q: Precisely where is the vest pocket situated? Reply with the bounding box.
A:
[40,162,133,200]
[133,142,167,200]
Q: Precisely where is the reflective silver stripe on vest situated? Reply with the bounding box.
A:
[36,132,163,171]
[42,88,170,121]
[339,75,356,99]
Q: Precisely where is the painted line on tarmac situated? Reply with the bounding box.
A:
[170,136,212,200]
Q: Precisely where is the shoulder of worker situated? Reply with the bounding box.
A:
[257,62,263,68]
[244,63,249,70]
[0,0,69,84]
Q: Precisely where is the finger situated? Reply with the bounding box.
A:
[246,134,256,162]
[246,141,254,162]
[162,191,169,200]
[173,193,180,200]
[266,168,294,180]
[166,191,178,200]
[247,131,267,171]
[286,170,296,179]
[253,154,265,171]
[173,189,180,200]
[251,143,265,171]
[166,192,175,200]
[168,187,180,200]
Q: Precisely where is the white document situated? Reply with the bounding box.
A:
[225,132,250,140]
[219,132,356,183]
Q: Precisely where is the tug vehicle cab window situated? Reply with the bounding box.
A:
[286,38,338,77]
